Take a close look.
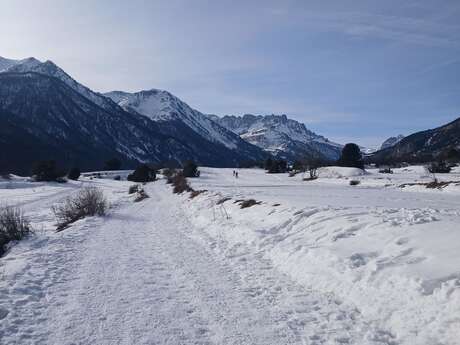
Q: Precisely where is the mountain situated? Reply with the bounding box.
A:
[210,114,342,161]
[0,72,201,174]
[0,57,267,174]
[0,56,117,111]
[104,90,266,162]
[371,118,460,163]
[380,135,404,150]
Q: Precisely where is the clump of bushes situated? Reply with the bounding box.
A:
[349,180,361,186]
[67,167,81,181]
[190,190,206,199]
[0,206,32,256]
[217,197,232,205]
[162,168,176,179]
[127,164,157,182]
[134,188,149,202]
[52,187,108,231]
[264,158,287,174]
[182,160,200,178]
[379,167,393,174]
[128,184,140,194]
[239,199,261,209]
[172,173,192,194]
[32,160,67,182]
[428,162,451,174]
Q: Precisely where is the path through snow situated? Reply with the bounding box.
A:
[1,182,393,345]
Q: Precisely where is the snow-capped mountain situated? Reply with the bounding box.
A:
[0,57,267,173]
[0,56,117,111]
[105,90,266,159]
[380,135,404,150]
[211,114,342,161]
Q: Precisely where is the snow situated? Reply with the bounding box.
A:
[186,166,460,345]
[317,166,367,178]
[1,166,459,344]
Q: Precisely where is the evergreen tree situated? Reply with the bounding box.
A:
[338,143,364,169]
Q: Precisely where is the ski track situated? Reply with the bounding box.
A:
[0,182,396,345]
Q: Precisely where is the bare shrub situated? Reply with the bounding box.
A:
[172,173,192,194]
[190,190,206,199]
[128,184,140,194]
[0,206,32,256]
[349,180,361,186]
[217,197,231,205]
[239,199,261,209]
[134,189,149,202]
[162,168,176,179]
[52,187,108,231]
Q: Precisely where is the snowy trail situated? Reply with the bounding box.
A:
[1,182,392,344]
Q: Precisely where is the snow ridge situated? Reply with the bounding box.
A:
[105,89,241,150]
[212,114,342,160]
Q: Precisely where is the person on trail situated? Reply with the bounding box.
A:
[235,171,238,178]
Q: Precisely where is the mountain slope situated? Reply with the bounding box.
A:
[105,90,267,162]
[0,72,203,174]
[211,114,342,161]
[0,56,117,111]
[380,135,405,150]
[371,117,460,163]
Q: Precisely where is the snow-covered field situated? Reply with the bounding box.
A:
[0,166,459,344]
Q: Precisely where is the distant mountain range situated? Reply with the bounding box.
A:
[209,114,342,161]
[1,56,458,174]
[371,119,460,163]
[0,57,267,174]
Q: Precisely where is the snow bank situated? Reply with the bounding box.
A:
[317,166,367,178]
[185,168,460,345]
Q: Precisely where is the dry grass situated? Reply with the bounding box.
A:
[190,190,207,199]
[217,197,232,205]
[0,206,32,256]
[134,189,150,202]
[53,187,108,231]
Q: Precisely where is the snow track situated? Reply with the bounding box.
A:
[1,182,394,344]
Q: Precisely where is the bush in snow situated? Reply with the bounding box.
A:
[162,167,176,180]
[127,164,156,183]
[172,173,192,194]
[190,190,206,199]
[182,160,200,178]
[338,143,364,170]
[0,206,32,256]
[67,167,81,181]
[134,188,149,202]
[428,161,451,174]
[265,159,287,173]
[128,184,140,194]
[239,199,261,209]
[52,187,108,231]
[32,160,66,182]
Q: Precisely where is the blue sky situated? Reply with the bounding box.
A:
[1,0,459,147]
